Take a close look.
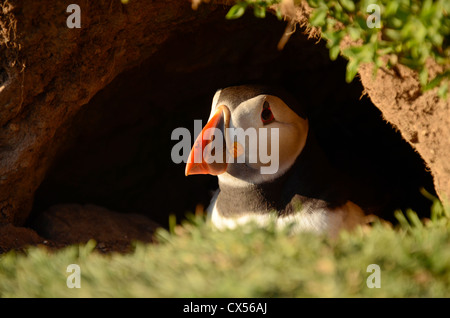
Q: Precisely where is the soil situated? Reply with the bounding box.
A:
[358,61,450,204]
[0,223,48,254]
[32,204,159,253]
[0,1,447,253]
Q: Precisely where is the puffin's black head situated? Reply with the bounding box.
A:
[215,85,307,119]
[185,85,309,185]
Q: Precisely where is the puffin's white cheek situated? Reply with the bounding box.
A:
[242,125,298,172]
[277,126,304,170]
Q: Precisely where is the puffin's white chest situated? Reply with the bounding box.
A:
[207,189,365,237]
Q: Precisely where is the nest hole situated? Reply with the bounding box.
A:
[30,10,436,229]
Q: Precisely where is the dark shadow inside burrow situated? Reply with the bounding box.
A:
[30,10,436,228]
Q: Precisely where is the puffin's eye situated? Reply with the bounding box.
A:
[261,101,275,125]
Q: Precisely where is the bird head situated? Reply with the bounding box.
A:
[185,85,309,185]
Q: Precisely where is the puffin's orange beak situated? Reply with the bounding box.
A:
[185,105,230,176]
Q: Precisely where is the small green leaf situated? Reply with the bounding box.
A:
[385,29,402,41]
[355,16,368,30]
[226,3,247,20]
[329,45,340,60]
[395,210,411,230]
[342,45,364,59]
[169,214,177,235]
[339,0,355,12]
[419,68,428,86]
[438,82,448,99]
[275,8,283,20]
[406,209,423,229]
[308,0,323,8]
[422,71,450,91]
[345,59,359,83]
[385,1,399,16]
[309,7,328,27]
[253,5,266,19]
[348,27,361,41]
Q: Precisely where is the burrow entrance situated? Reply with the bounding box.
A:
[30,10,435,234]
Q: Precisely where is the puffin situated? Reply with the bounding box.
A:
[185,85,367,237]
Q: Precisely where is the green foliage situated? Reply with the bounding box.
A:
[225,0,450,97]
[1,199,450,297]
[226,1,283,20]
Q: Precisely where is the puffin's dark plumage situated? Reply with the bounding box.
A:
[217,85,308,119]
[216,132,349,218]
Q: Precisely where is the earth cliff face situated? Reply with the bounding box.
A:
[1,0,212,225]
[0,1,446,252]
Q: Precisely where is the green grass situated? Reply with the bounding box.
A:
[1,199,449,297]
